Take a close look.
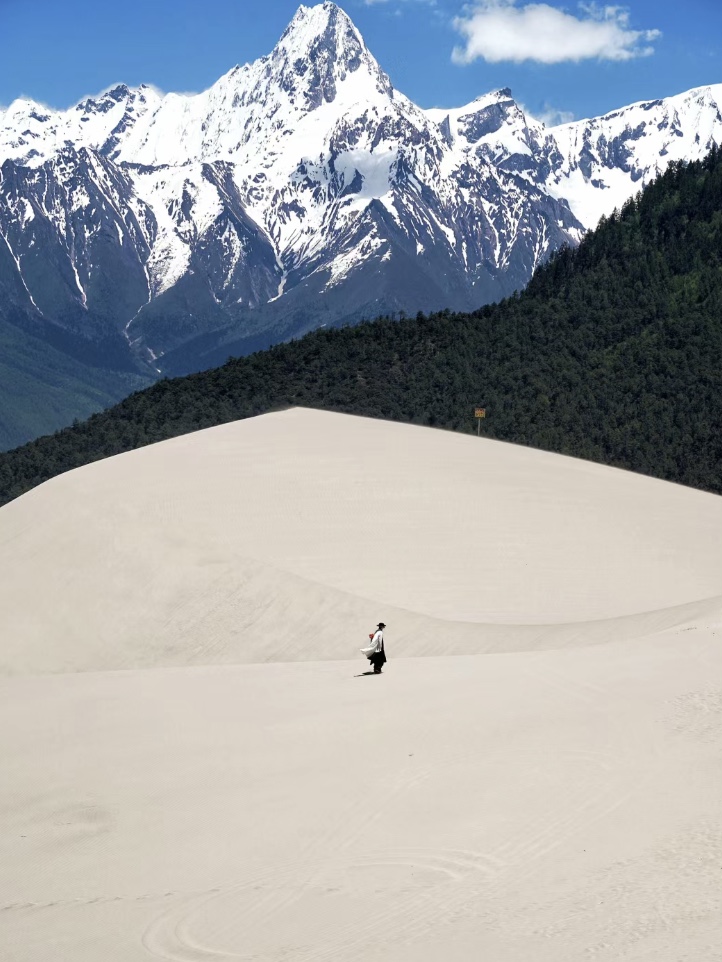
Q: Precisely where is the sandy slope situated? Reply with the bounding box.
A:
[0,409,720,961]
[0,408,720,672]
[0,634,720,962]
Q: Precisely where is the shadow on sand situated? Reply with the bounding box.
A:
[354,670,383,677]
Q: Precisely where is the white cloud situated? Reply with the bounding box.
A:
[452,1,661,65]
[534,104,576,125]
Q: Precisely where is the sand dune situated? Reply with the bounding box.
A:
[0,409,720,961]
[0,634,720,961]
[0,408,720,672]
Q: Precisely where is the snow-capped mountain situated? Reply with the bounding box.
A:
[434,84,722,230]
[0,1,720,388]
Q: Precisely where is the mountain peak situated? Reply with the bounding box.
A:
[477,87,513,103]
[279,2,362,57]
[270,2,391,106]
[463,88,516,112]
[3,97,53,121]
[283,2,351,40]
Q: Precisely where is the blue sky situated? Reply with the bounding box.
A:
[1,0,720,122]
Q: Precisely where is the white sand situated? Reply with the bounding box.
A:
[0,409,720,960]
[0,408,720,672]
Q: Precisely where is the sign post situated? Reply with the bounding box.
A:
[475,407,486,436]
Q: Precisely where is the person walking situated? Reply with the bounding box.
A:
[361,622,387,673]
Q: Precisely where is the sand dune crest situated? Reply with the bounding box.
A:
[0,408,720,673]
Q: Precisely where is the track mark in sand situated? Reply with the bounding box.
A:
[192,845,499,962]
[141,740,639,962]
[142,891,233,962]
[140,760,429,962]
[141,689,655,962]
[344,845,501,883]
[315,748,651,962]
[280,846,502,962]
[664,688,722,742]
[233,758,434,928]
[0,891,177,912]
[513,819,722,956]
[138,752,491,962]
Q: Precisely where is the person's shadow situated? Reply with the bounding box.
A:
[354,670,381,677]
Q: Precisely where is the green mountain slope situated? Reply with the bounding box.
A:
[0,317,153,452]
[1,149,720,506]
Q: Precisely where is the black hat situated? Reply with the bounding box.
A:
[378,622,386,628]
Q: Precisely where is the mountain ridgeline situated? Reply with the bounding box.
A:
[1,2,721,448]
[1,148,720,506]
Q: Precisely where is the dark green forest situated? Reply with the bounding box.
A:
[1,147,721,507]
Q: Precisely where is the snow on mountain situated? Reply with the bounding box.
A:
[427,87,547,172]
[0,145,154,331]
[427,83,722,230]
[0,85,162,168]
[541,83,722,228]
[113,3,394,169]
[0,1,720,381]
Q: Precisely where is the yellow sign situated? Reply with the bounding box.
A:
[475,408,486,418]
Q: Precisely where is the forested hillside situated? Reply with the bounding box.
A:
[1,148,720,506]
